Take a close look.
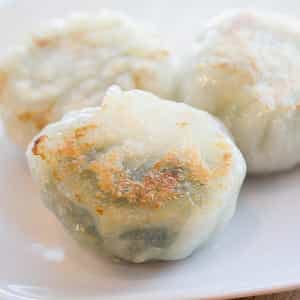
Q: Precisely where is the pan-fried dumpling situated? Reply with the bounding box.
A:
[27,87,246,263]
[180,10,300,174]
[0,11,175,147]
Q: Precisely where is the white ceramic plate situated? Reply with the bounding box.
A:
[1,1,300,299]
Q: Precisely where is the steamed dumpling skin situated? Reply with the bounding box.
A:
[0,10,175,147]
[180,10,300,174]
[27,87,246,263]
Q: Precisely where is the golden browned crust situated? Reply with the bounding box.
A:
[52,169,63,181]
[87,147,232,209]
[32,124,97,161]
[32,135,48,160]
[32,124,97,184]
[95,206,104,215]
[212,152,232,178]
[75,124,97,138]
[88,151,183,208]
[181,150,211,184]
[57,139,81,158]
[32,124,233,210]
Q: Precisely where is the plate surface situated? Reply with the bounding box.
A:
[1,1,300,299]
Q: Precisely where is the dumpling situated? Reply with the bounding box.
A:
[26,86,246,263]
[0,10,175,147]
[179,10,300,174]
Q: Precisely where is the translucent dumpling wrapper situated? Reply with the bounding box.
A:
[27,87,246,263]
[179,10,300,174]
[0,10,175,147]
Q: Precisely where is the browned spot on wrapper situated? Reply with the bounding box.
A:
[87,146,232,209]
[34,37,55,48]
[89,154,183,209]
[75,124,97,138]
[32,135,48,160]
[212,152,232,178]
[95,206,104,215]
[52,169,63,181]
[34,122,233,209]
